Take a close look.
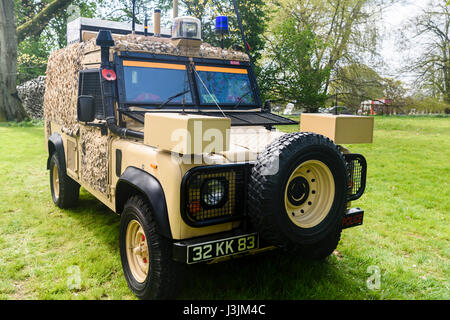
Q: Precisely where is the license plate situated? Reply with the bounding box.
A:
[187,233,259,264]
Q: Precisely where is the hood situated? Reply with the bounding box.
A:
[218,126,286,162]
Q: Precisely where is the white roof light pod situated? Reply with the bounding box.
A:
[172,16,202,41]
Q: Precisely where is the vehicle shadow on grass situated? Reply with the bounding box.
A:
[64,189,120,252]
[62,190,372,300]
[178,249,373,300]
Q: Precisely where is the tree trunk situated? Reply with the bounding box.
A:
[16,0,73,43]
[0,0,28,122]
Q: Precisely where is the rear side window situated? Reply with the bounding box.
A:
[79,70,104,119]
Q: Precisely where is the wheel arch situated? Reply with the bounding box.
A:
[116,167,172,239]
[47,133,66,173]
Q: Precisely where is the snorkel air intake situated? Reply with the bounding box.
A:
[96,31,144,139]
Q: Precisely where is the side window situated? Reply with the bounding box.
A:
[79,70,104,119]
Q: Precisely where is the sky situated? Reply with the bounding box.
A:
[379,0,430,84]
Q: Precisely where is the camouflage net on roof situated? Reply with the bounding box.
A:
[109,34,250,61]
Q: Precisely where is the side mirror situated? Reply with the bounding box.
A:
[77,96,95,122]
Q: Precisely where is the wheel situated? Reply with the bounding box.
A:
[49,153,80,209]
[119,195,183,300]
[248,132,349,259]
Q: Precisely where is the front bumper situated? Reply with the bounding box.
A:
[173,208,364,264]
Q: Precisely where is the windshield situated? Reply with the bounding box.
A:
[123,61,193,104]
[195,66,256,106]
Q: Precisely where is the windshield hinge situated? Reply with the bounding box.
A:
[188,58,194,72]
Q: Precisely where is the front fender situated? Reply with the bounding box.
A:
[47,133,66,172]
[116,167,172,239]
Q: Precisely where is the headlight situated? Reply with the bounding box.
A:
[181,164,250,227]
[200,178,229,208]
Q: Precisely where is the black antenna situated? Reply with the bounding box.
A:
[132,0,136,33]
[232,0,250,59]
[144,13,148,36]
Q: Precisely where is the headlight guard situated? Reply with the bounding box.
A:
[181,163,253,227]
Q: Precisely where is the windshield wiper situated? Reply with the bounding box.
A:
[158,89,190,109]
[232,90,252,109]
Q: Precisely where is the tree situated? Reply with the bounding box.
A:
[403,0,450,103]
[0,0,75,121]
[184,0,267,62]
[94,0,267,62]
[15,1,99,84]
[382,78,407,110]
[150,0,267,62]
[260,0,383,110]
[406,95,449,114]
[0,0,27,121]
[260,18,330,112]
[330,63,384,111]
[16,0,74,43]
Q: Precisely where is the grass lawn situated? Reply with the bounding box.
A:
[0,116,448,300]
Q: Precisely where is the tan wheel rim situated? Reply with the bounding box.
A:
[126,220,149,283]
[284,160,335,229]
[52,164,60,199]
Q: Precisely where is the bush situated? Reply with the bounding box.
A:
[6,119,44,127]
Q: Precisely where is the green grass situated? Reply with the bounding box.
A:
[0,116,449,300]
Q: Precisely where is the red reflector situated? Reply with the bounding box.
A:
[102,69,117,81]
[342,209,364,229]
[189,200,201,214]
[230,61,240,65]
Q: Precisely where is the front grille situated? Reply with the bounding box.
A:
[181,164,252,227]
[344,154,367,201]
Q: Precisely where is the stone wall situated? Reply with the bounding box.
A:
[17,76,46,119]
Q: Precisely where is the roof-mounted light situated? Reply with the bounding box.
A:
[215,16,229,35]
[172,16,202,40]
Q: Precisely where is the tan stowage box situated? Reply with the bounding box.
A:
[300,114,374,144]
[144,113,231,154]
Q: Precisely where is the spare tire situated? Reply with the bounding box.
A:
[248,132,348,258]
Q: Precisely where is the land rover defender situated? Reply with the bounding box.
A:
[44,2,373,299]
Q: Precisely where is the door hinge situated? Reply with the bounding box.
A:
[108,185,116,197]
